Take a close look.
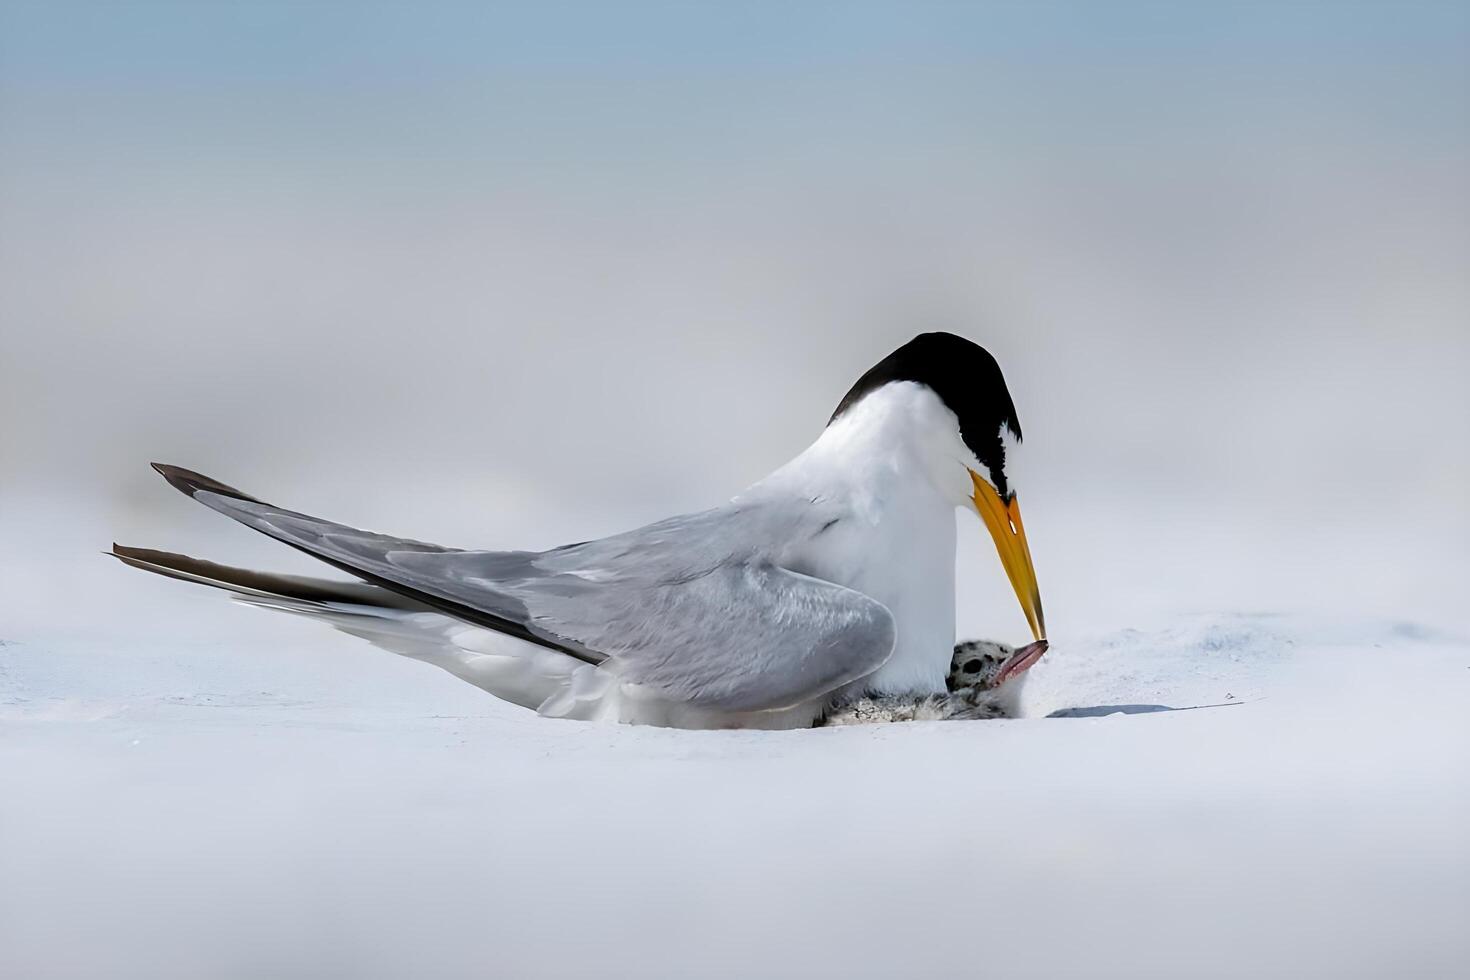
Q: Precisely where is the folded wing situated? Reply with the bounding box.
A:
[149,464,894,713]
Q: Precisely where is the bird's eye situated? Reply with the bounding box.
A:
[963,659,984,673]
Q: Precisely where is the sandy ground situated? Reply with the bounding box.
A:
[3,611,1466,979]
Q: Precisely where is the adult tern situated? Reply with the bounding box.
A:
[114,332,1047,728]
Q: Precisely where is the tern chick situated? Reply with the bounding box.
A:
[819,637,1047,725]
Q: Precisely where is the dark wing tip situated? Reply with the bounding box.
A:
[109,542,155,571]
[111,542,161,563]
[110,542,181,569]
[150,463,259,503]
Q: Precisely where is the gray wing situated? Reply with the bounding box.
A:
[151,465,894,713]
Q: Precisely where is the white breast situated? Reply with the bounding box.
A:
[748,382,968,697]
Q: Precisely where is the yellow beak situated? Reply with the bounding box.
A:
[970,470,1046,642]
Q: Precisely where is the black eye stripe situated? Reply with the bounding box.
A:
[962,659,984,673]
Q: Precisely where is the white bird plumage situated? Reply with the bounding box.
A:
[113,333,1048,728]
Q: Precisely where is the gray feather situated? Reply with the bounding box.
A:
[149,464,896,713]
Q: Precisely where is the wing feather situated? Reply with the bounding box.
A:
[150,464,895,712]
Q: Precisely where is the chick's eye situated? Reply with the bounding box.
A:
[962,659,984,673]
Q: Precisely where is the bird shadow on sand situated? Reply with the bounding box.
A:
[1046,700,1249,718]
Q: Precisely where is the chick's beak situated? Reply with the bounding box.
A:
[970,470,1046,642]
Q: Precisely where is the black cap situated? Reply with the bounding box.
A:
[829,332,1023,498]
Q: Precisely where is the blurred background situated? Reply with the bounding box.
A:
[2,0,1467,644]
[3,6,1469,979]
